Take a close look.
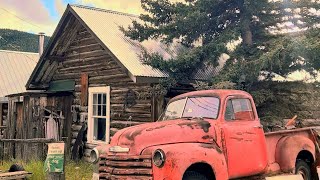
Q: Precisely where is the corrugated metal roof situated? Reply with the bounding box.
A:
[70,5,174,78]
[193,54,229,81]
[0,50,38,99]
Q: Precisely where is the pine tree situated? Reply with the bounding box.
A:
[123,0,320,89]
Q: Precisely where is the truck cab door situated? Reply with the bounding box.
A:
[222,97,268,179]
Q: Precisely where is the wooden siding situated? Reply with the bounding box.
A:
[4,96,46,161]
[0,103,8,138]
[4,94,73,161]
[4,16,166,162]
[49,22,155,159]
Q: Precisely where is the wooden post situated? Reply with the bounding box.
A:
[0,103,3,138]
[47,172,65,180]
[46,141,66,180]
[0,103,3,126]
[80,73,88,106]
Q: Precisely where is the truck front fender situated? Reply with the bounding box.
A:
[275,135,315,172]
[141,143,229,180]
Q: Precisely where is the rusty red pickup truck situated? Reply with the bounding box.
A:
[90,90,320,180]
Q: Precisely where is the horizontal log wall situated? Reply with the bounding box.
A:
[51,24,154,159]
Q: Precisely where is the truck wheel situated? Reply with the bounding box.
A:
[183,171,208,180]
[295,160,311,180]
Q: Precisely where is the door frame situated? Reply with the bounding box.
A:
[221,95,267,178]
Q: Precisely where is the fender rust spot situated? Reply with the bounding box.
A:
[178,120,211,133]
[145,125,167,131]
[199,143,222,154]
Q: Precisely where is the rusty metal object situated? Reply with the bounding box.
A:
[98,155,152,179]
[93,89,320,180]
[285,115,298,128]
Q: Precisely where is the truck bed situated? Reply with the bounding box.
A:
[264,126,320,173]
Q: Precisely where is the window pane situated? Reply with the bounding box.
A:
[163,99,186,120]
[225,100,235,120]
[93,118,106,141]
[93,94,97,104]
[98,105,102,116]
[93,105,97,116]
[102,94,106,104]
[162,97,220,121]
[98,94,102,104]
[102,105,106,116]
[232,99,242,113]
[231,99,254,120]
[183,97,219,119]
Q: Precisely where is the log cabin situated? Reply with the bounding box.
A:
[5,4,215,161]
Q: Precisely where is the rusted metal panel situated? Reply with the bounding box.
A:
[99,154,152,179]
[80,73,88,106]
[99,174,152,180]
[103,160,152,167]
[103,155,152,160]
[99,166,152,175]
[110,176,152,180]
[99,173,153,180]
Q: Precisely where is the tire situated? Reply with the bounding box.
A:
[8,164,25,172]
[295,160,311,180]
[183,171,208,180]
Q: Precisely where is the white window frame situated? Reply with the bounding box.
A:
[87,86,111,144]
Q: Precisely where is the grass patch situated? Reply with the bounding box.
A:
[0,160,93,180]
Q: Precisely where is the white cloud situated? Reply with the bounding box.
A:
[79,0,184,14]
[0,0,187,35]
[55,0,67,16]
[0,0,56,35]
[80,0,143,14]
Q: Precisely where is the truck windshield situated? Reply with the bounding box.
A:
[161,97,220,121]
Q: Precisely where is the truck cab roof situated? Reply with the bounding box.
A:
[170,89,252,103]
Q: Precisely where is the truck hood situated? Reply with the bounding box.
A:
[110,119,218,154]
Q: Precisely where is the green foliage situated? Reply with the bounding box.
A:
[0,29,49,53]
[191,80,236,90]
[0,160,92,180]
[250,81,320,126]
[123,0,320,88]
[250,89,275,107]
[139,38,227,81]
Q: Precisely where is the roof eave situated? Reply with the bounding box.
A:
[135,76,168,84]
[26,5,73,90]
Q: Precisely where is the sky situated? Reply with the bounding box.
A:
[0,0,318,81]
[0,0,151,35]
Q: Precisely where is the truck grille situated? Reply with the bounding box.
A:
[98,154,153,180]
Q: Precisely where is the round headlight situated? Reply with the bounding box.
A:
[153,149,166,167]
[90,148,99,164]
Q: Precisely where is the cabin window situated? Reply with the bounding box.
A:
[225,98,255,121]
[88,87,110,143]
